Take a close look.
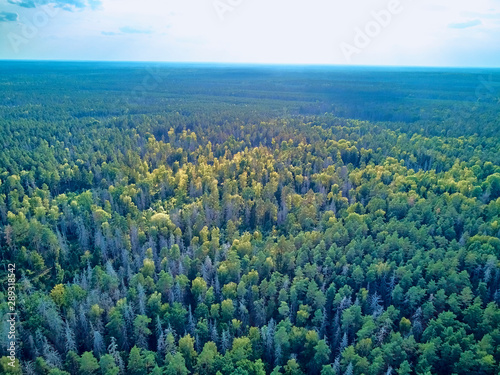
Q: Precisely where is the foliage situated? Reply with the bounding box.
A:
[1,63,500,374]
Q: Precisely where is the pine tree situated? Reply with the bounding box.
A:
[79,352,99,375]
[127,346,144,375]
[164,352,189,375]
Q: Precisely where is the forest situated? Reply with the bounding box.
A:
[1,62,500,374]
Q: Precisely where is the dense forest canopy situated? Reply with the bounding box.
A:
[1,62,500,375]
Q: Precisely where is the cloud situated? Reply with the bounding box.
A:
[461,11,500,19]
[0,11,19,22]
[101,26,154,36]
[119,26,152,34]
[6,0,35,8]
[449,19,482,29]
[7,0,101,11]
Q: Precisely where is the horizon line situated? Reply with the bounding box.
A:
[1,59,500,70]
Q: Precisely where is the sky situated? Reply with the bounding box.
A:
[0,0,500,67]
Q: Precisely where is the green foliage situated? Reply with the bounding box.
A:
[127,346,145,375]
[165,352,189,375]
[2,64,500,375]
[79,352,99,375]
[0,358,22,375]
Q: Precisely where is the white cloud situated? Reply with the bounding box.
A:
[0,0,499,66]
